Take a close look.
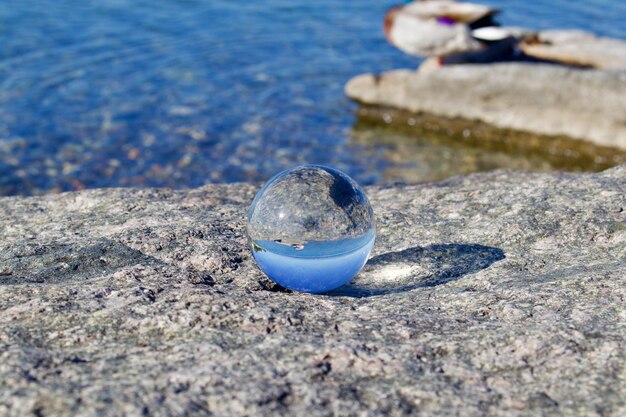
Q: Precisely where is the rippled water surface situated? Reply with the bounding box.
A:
[1,0,624,195]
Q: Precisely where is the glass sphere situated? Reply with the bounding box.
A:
[247,164,376,293]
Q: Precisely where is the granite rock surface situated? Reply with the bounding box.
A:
[1,167,625,416]
[345,64,626,150]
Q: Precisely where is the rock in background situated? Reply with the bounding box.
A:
[520,30,626,70]
[345,64,626,151]
[0,167,625,416]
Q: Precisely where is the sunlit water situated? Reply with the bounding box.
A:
[0,0,624,195]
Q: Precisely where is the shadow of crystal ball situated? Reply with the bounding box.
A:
[247,165,376,293]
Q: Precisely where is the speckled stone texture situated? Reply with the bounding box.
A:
[1,167,625,417]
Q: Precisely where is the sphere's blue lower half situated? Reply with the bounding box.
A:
[251,236,375,293]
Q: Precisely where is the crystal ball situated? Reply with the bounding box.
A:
[247,164,376,293]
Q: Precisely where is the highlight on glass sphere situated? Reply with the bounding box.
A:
[247,164,376,293]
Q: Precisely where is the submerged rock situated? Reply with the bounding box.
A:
[346,63,626,151]
[0,166,625,416]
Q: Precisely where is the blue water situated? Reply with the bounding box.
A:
[252,234,375,293]
[0,0,624,195]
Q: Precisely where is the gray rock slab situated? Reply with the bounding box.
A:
[1,167,625,416]
[345,64,626,150]
[521,30,626,70]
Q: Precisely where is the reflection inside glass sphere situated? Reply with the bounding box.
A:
[247,164,376,293]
